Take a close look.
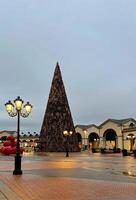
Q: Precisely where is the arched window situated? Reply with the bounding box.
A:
[88,133,99,142]
[76,132,82,142]
[103,129,117,141]
[1,136,7,141]
[103,129,117,149]
[129,123,134,128]
[126,134,135,151]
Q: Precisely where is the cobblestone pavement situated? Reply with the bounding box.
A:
[0,152,136,200]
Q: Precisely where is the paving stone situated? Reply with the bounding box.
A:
[0,181,22,200]
[0,153,135,200]
[0,191,7,200]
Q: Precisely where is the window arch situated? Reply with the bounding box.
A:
[76,132,82,142]
[103,129,117,149]
[129,123,134,128]
[103,129,117,141]
[88,132,99,142]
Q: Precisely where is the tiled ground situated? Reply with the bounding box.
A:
[0,152,136,200]
[0,175,136,200]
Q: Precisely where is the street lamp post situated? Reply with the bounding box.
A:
[5,96,32,175]
[63,130,72,157]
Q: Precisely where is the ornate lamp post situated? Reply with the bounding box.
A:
[63,130,72,157]
[5,96,32,175]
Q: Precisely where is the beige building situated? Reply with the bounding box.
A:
[75,118,136,151]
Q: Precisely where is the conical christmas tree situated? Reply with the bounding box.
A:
[40,63,79,152]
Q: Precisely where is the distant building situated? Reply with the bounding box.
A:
[0,130,17,141]
[75,118,136,151]
[1,118,136,152]
[20,132,40,150]
[0,131,40,151]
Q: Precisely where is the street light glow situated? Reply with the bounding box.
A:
[5,100,14,113]
[14,96,24,111]
[24,102,33,113]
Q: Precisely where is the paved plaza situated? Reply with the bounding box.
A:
[0,151,136,200]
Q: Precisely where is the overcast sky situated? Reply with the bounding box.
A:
[0,0,136,133]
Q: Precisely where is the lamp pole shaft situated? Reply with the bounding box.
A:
[17,111,20,152]
[13,111,22,175]
[130,138,133,151]
[66,136,69,157]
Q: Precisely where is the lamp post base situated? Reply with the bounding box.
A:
[66,151,69,157]
[13,155,22,175]
[13,169,22,175]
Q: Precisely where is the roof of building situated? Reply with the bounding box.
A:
[0,130,16,135]
[75,124,98,129]
[99,118,136,127]
[75,118,136,130]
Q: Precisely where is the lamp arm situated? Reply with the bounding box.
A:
[8,112,17,117]
[20,112,29,118]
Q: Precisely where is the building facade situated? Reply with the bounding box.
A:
[75,118,136,151]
